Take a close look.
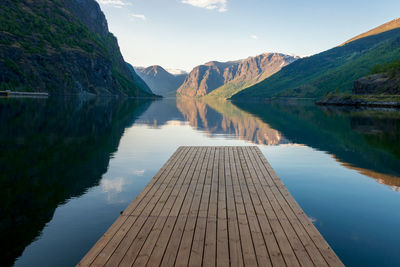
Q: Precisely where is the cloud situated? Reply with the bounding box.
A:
[101,177,126,193]
[182,0,227,12]
[131,14,146,20]
[250,35,258,40]
[133,169,145,176]
[97,0,131,8]
[166,69,188,75]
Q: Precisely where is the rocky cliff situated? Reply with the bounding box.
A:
[353,73,400,95]
[177,53,296,98]
[135,65,187,96]
[354,58,400,95]
[0,0,154,97]
[316,58,400,107]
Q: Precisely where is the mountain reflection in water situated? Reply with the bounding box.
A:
[2,96,400,267]
[0,97,150,266]
[233,100,400,189]
[137,98,400,191]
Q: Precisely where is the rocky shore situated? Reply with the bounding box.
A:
[317,70,400,108]
[316,94,400,108]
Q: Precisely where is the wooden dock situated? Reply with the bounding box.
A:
[0,91,49,97]
[78,146,343,267]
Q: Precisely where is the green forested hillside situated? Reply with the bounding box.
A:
[371,58,400,76]
[0,0,154,97]
[231,22,400,100]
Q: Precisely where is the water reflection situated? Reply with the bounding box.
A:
[2,96,400,266]
[133,97,400,192]
[0,97,150,266]
[137,97,288,145]
[138,98,400,191]
[177,98,287,145]
[233,100,400,189]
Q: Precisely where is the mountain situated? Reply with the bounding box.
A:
[176,53,297,98]
[126,63,154,95]
[341,17,400,45]
[0,0,155,97]
[134,65,187,97]
[231,18,400,100]
[353,58,400,95]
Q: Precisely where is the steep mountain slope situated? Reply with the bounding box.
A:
[0,0,154,97]
[177,53,296,98]
[134,65,187,96]
[126,63,154,95]
[231,18,400,100]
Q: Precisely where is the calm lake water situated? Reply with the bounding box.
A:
[1,96,400,266]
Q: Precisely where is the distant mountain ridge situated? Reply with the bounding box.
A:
[232,18,400,100]
[134,65,187,97]
[177,53,297,98]
[341,17,400,46]
[0,0,154,97]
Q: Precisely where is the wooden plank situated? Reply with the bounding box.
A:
[160,147,210,267]
[102,147,197,267]
[145,147,207,267]
[229,147,258,266]
[123,146,187,216]
[188,147,216,267]
[117,147,199,267]
[239,147,287,267]
[78,146,343,267]
[203,147,220,267]
[253,148,344,267]
[225,147,244,267]
[172,147,212,267]
[217,147,229,267]
[240,146,300,266]
[246,147,328,266]
[77,147,187,267]
[240,146,314,266]
[234,147,272,267]
[131,147,205,266]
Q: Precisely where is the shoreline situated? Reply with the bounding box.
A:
[0,91,49,97]
[0,91,162,100]
[316,94,400,108]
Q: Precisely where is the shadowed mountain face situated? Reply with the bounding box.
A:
[0,0,153,96]
[126,63,155,95]
[0,97,151,266]
[177,53,297,98]
[232,18,400,99]
[134,65,187,97]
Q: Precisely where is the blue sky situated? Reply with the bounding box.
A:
[97,0,400,71]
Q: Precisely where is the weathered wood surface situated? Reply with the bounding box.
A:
[78,146,343,267]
